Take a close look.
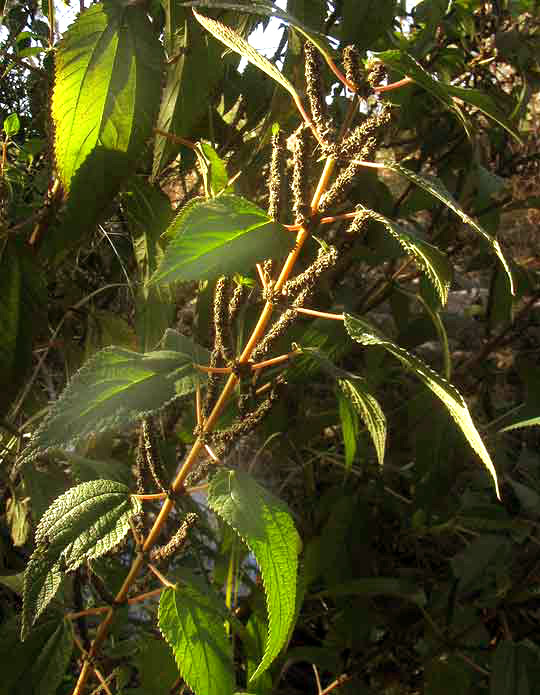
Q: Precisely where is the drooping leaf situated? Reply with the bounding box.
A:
[25,346,206,457]
[52,1,162,193]
[0,615,73,695]
[193,9,300,100]
[361,207,452,306]
[186,1,338,69]
[337,386,359,471]
[158,583,234,695]
[21,551,64,641]
[344,314,500,498]
[377,50,521,142]
[208,469,301,681]
[337,378,386,467]
[48,0,162,256]
[378,162,515,295]
[153,13,224,176]
[199,141,231,196]
[151,195,293,285]
[0,243,46,411]
[123,180,176,352]
[22,480,141,638]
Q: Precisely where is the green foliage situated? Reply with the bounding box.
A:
[26,344,207,456]
[2,1,540,694]
[208,469,301,680]
[159,582,234,695]
[344,313,500,497]
[151,195,293,284]
[22,480,141,638]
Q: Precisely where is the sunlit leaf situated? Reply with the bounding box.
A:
[362,207,452,306]
[159,583,234,695]
[26,346,205,457]
[151,195,293,285]
[22,480,140,639]
[344,314,500,498]
[337,378,386,467]
[378,162,515,296]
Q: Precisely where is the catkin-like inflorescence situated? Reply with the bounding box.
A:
[142,419,168,493]
[342,45,363,93]
[282,246,338,297]
[340,105,392,160]
[210,382,283,458]
[305,41,334,146]
[346,208,372,235]
[268,130,285,221]
[366,58,387,90]
[291,125,310,225]
[318,159,364,212]
[150,513,198,564]
[213,276,232,363]
[202,348,221,420]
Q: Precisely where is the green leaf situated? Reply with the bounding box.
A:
[199,141,230,196]
[0,243,46,411]
[377,50,522,143]
[208,469,301,681]
[379,162,515,296]
[124,180,176,352]
[490,640,540,695]
[361,207,452,306]
[337,386,359,470]
[158,583,234,695]
[0,616,73,695]
[501,416,540,432]
[132,635,180,695]
[22,480,141,638]
[186,1,338,69]
[341,0,397,49]
[26,346,205,457]
[193,9,299,100]
[3,112,20,136]
[344,314,500,498]
[337,378,386,467]
[151,195,293,285]
[52,1,162,193]
[153,13,224,176]
[47,1,162,259]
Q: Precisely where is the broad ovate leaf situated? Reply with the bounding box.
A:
[22,480,141,639]
[344,314,500,498]
[382,162,514,295]
[26,345,206,457]
[151,195,293,285]
[52,0,162,193]
[337,378,386,467]
[159,583,234,695]
[363,207,452,306]
[208,469,301,681]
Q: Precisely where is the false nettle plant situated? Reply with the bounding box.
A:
[14,2,519,695]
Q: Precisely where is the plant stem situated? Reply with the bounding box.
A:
[71,154,338,695]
